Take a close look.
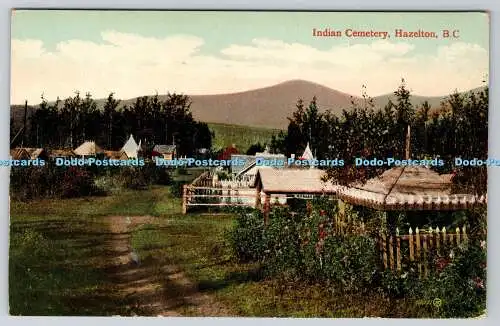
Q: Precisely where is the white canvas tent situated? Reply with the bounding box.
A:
[300,142,314,160]
[121,135,141,158]
[74,141,103,156]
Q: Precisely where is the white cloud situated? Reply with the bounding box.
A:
[10,31,488,104]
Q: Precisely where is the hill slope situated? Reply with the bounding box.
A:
[188,80,358,129]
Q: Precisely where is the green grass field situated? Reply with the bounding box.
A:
[10,184,427,317]
[208,123,282,153]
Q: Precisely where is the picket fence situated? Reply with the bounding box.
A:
[379,226,468,277]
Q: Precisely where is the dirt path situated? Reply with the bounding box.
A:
[103,216,231,317]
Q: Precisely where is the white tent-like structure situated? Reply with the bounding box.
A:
[300,142,314,160]
[121,135,141,158]
[74,141,104,157]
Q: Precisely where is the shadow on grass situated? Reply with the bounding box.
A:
[197,266,265,292]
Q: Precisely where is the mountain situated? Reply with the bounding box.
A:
[10,80,487,130]
[188,80,358,129]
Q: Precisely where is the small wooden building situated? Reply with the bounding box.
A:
[253,168,337,224]
[152,145,176,160]
[104,150,129,160]
[48,149,76,159]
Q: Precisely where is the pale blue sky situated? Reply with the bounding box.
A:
[12,10,489,53]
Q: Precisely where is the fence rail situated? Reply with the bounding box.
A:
[182,183,268,213]
[183,171,289,213]
[379,225,469,277]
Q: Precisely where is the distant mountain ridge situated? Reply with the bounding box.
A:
[11,80,487,130]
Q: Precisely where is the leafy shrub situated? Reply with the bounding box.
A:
[319,235,379,293]
[61,167,95,198]
[93,175,120,195]
[10,165,98,200]
[227,200,380,293]
[116,167,148,189]
[417,240,486,318]
[169,180,185,198]
[226,208,265,262]
[140,164,172,185]
[380,268,420,298]
[262,207,304,279]
[115,164,172,190]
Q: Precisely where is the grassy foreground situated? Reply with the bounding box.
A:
[11,186,430,317]
[9,187,180,315]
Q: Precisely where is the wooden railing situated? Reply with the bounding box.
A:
[379,226,469,277]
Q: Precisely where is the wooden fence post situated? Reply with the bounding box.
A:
[428,227,434,250]
[462,225,468,243]
[456,227,461,245]
[416,227,422,278]
[423,234,428,278]
[389,234,394,270]
[263,193,271,226]
[435,226,441,256]
[382,232,388,269]
[396,227,401,271]
[255,188,261,209]
[182,185,188,214]
[409,227,414,262]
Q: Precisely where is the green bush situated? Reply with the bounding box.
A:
[61,167,95,198]
[169,180,185,198]
[115,164,172,190]
[93,175,120,195]
[10,165,99,200]
[418,240,486,318]
[226,208,265,262]
[262,207,304,279]
[227,200,380,292]
[140,164,172,185]
[319,235,379,293]
[379,239,486,318]
[116,166,147,189]
[379,268,420,298]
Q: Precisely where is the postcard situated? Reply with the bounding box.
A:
[9,10,488,318]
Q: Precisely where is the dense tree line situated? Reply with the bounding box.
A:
[12,92,213,156]
[270,80,488,195]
